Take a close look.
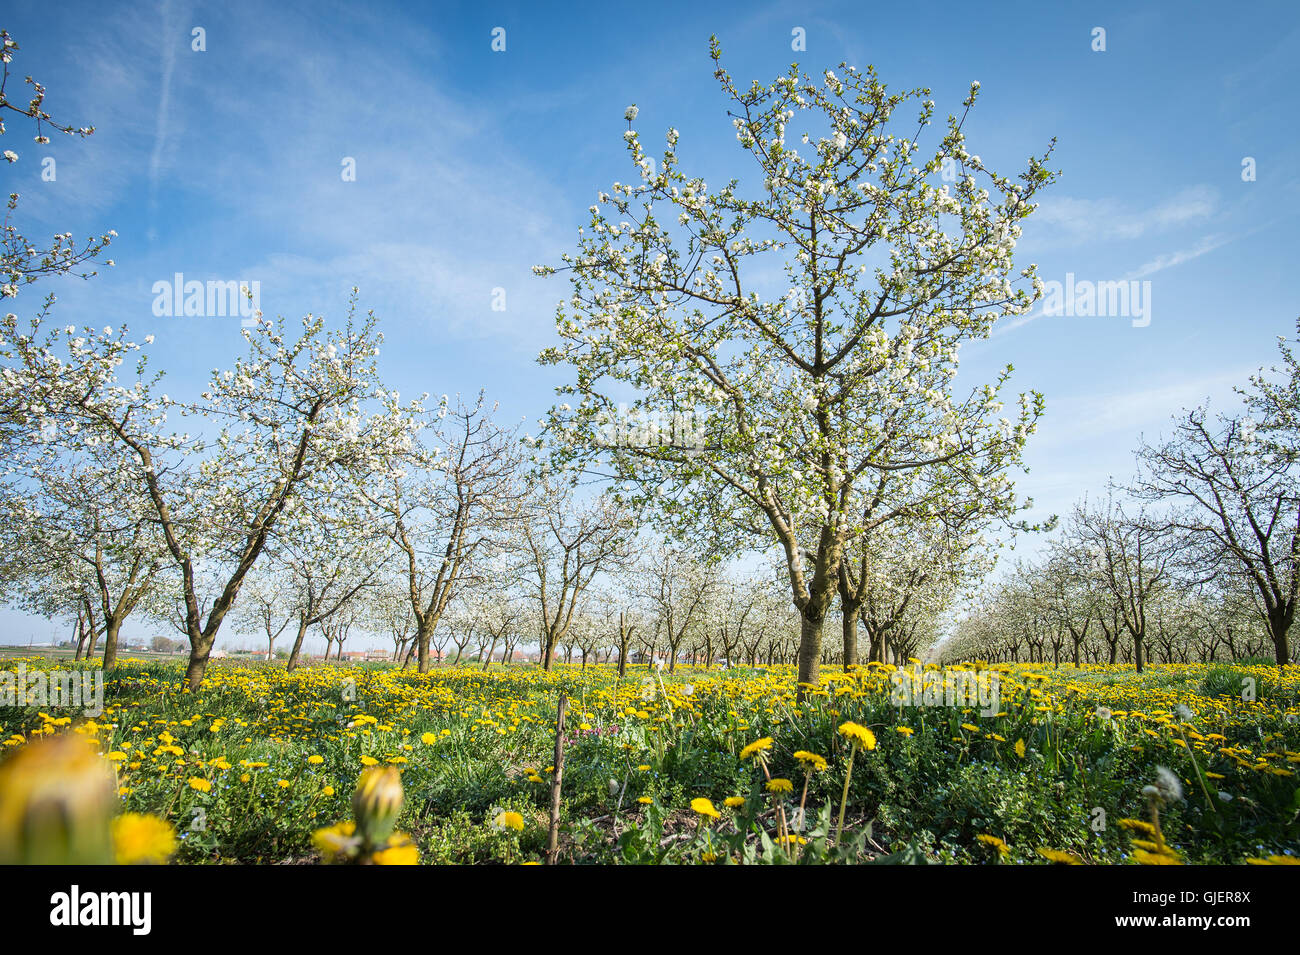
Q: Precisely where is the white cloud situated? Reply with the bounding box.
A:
[996,231,1237,336]
[1031,185,1217,244]
[1123,232,1236,280]
[147,0,181,202]
[1032,369,1252,451]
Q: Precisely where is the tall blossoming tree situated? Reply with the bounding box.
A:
[535,41,1056,687]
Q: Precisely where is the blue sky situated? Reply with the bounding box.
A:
[3,0,1298,648]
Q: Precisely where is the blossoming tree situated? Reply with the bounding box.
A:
[365,392,526,673]
[3,301,422,688]
[519,476,634,670]
[535,41,1056,687]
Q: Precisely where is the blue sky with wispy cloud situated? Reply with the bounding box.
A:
[3,0,1298,646]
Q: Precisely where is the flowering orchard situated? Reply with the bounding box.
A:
[1,25,1298,871]
[1,656,1297,865]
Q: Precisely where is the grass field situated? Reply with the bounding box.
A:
[2,657,1298,864]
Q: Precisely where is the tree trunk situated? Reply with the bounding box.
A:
[286,617,310,672]
[101,617,122,672]
[617,613,629,678]
[185,632,216,690]
[796,611,823,691]
[868,625,889,665]
[841,605,859,670]
[417,619,435,673]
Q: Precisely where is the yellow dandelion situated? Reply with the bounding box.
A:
[976,833,1010,856]
[372,842,419,865]
[112,813,177,865]
[492,810,525,832]
[1036,847,1082,865]
[838,722,876,750]
[739,737,773,761]
[690,797,721,819]
[793,750,828,771]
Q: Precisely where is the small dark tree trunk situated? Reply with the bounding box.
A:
[286,617,310,672]
[1267,608,1292,665]
[841,605,860,670]
[101,617,122,672]
[617,613,629,678]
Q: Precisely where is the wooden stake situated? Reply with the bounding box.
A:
[545,693,568,864]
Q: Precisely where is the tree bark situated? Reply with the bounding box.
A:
[797,611,823,689]
[1267,608,1292,665]
[185,633,216,688]
[841,606,859,670]
[285,617,310,672]
[617,612,629,678]
[101,617,122,672]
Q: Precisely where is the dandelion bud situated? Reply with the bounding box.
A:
[0,735,117,865]
[352,766,403,846]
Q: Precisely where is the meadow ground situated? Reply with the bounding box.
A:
[1,657,1297,864]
